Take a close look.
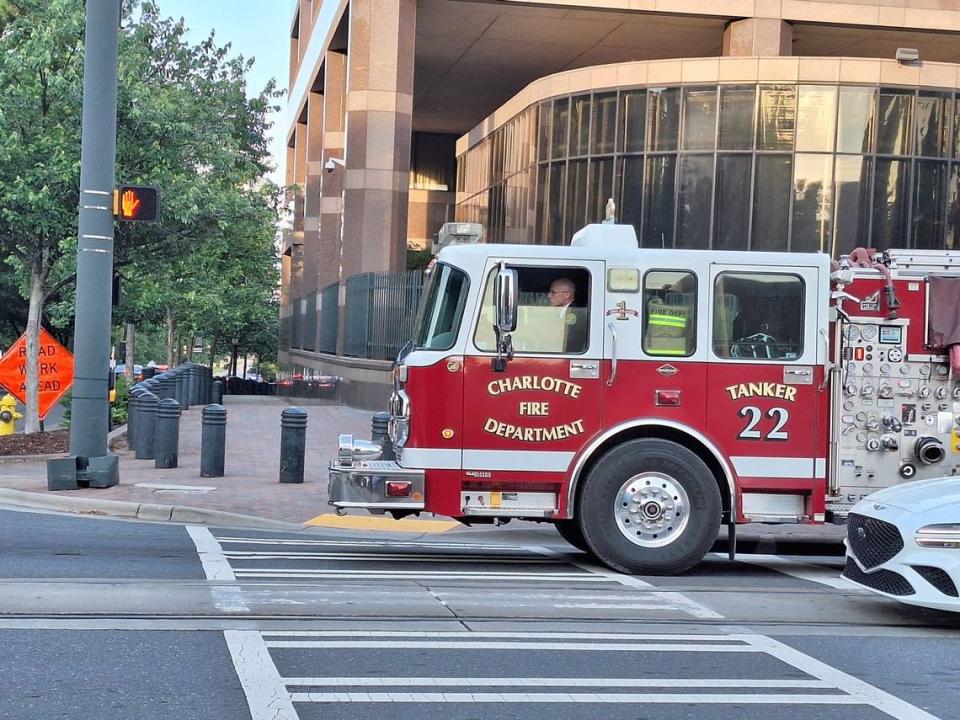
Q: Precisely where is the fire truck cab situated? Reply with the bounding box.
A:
[330,222,960,575]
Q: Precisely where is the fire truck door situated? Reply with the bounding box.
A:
[461,259,605,496]
[706,263,828,509]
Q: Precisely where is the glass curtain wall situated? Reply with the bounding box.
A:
[457,83,960,254]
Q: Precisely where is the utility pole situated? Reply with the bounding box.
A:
[55,0,121,487]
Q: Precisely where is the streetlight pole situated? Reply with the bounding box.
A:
[67,0,121,478]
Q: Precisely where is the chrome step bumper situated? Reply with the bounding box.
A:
[328,459,425,510]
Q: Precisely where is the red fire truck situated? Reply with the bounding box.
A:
[329,221,960,575]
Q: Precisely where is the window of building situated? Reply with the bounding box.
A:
[569,94,591,157]
[837,86,876,154]
[833,155,872,256]
[620,90,646,153]
[719,85,756,151]
[475,266,591,355]
[757,85,796,151]
[683,87,717,151]
[713,272,804,360]
[915,92,951,158]
[877,89,913,155]
[647,87,681,152]
[796,86,837,153]
[643,270,697,357]
[791,153,834,253]
[676,154,714,249]
[643,154,676,248]
[714,154,752,251]
[751,155,792,251]
[591,92,618,155]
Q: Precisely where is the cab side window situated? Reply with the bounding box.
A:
[713,272,804,360]
[642,270,697,357]
[475,266,591,354]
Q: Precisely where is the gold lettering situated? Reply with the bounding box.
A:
[785,387,797,403]
[725,385,738,400]
[483,418,498,433]
[523,428,534,442]
[542,426,558,441]
[522,376,533,390]
[774,384,786,399]
[569,383,581,399]
[762,382,775,397]
[748,382,762,397]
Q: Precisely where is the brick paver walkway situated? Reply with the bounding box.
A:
[0,397,372,525]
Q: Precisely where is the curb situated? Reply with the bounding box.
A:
[0,425,128,465]
[0,488,301,531]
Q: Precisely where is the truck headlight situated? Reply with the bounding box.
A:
[915,524,960,549]
[337,434,382,467]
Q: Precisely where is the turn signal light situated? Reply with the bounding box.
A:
[655,389,682,406]
[386,481,412,497]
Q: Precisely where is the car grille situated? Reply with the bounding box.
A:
[912,566,960,598]
[843,557,915,596]
[846,513,904,570]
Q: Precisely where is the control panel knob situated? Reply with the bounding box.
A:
[918,386,932,399]
[878,385,893,399]
[953,387,960,400]
[888,348,904,362]
[865,417,880,431]
[900,463,917,479]
[881,434,899,450]
[845,383,858,396]
[936,387,949,399]
[861,384,875,397]
[880,364,891,375]
[865,437,882,452]
[881,415,902,432]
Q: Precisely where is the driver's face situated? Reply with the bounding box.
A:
[548,283,573,307]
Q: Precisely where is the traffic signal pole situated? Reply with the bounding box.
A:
[68,0,120,469]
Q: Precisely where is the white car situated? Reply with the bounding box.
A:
[844,477,960,612]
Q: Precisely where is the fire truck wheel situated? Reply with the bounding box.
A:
[554,519,591,553]
[578,438,721,576]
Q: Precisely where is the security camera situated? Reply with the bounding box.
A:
[324,157,345,173]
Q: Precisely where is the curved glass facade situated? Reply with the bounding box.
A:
[456,83,960,255]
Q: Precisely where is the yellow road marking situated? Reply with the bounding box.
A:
[304,513,459,533]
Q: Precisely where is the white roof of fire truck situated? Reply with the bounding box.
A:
[436,224,831,272]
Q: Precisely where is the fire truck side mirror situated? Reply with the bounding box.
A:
[495,267,518,334]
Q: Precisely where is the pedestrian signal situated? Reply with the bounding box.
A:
[113,185,159,222]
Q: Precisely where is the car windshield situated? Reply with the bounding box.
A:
[414,263,470,351]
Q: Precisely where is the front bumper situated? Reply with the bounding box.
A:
[843,508,960,613]
[328,459,425,511]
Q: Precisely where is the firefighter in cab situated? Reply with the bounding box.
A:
[0,394,22,436]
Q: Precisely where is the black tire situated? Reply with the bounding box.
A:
[554,519,591,553]
[578,438,721,576]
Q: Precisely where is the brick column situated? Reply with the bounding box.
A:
[320,50,346,290]
[342,0,415,276]
[722,18,793,56]
[302,93,324,294]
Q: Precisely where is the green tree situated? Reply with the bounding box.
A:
[0,0,281,431]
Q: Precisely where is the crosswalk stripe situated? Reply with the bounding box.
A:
[283,677,834,688]
[264,641,759,652]
[261,631,732,640]
[287,691,859,704]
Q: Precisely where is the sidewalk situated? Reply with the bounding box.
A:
[0,397,845,550]
[0,397,372,527]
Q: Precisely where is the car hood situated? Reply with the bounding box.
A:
[865,476,960,515]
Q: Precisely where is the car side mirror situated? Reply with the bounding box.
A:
[492,265,517,372]
[494,266,518,333]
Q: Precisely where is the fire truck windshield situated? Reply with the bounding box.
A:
[414,263,470,350]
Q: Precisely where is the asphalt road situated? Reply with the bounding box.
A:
[0,507,958,720]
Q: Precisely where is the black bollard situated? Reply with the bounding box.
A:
[200,404,227,478]
[127,387,146,453]
[190,363,202,407]
[154,398,182,469]
[279,407,308,484]
[174,368,187,409]
[135,392,159,460]
[158,372,176,402]
[211,379,224,405]
[371,411,395,461]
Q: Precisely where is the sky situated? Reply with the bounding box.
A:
[154,0,291,184]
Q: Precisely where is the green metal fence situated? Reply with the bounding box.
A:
[317,282,339,354]
[344,270,424,359]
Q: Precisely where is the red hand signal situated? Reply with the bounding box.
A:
[121,189,142,219]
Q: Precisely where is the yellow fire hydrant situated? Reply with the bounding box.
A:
[0,394,22,436]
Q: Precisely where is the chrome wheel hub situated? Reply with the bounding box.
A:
[615,472,690,548]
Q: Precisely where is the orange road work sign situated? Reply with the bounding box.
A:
[0,328,75,419]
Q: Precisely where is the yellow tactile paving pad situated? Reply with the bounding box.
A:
[304,513,459,533]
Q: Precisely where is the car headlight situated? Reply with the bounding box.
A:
[915,524,960,549]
